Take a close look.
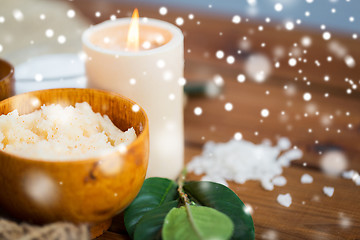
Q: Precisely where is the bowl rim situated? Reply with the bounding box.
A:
[0,59,14,83]
[0,88,149,163]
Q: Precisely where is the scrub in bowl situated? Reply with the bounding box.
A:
[0,88,149,238]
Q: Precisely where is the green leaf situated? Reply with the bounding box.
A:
[183,181,255,240]
[162,206,234,240]
[124,177,179,238]
[134,201,178,240]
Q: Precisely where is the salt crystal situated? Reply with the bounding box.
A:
[323,186,334,197]
[277,149,303,166]
[277,137,291,150]
[272,176,287,186]
[261,179,274,191]
[277,193,292,207]
[301,174,313,184]
[342,170,358,179]
[355,176,360,186]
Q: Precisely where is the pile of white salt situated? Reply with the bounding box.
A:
[187,137,303,190]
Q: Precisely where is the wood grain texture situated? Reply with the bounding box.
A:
[68,1,360,239]
[0,88,149,239]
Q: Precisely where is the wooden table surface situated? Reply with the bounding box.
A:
[70,1,360,239]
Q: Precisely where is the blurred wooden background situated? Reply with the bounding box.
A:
[69,1,360,239]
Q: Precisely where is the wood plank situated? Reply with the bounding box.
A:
[96,231,129,240]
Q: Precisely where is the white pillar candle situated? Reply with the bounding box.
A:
[82,17,184,179]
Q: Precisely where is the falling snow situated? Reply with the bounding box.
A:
[12,9,24,21]
[274,3,283,12]
[57,35,66,44]
[301,36,312,47]
[159,7,168,15]
[232,15,241,24]
[216,50,224,59]
[245,54,271,83]
[288,58,297,67]
[194,107,202,116]
[45,29,54,38]
[67,9,76,18]
[213,74,224,86]
[34,74,43,82]
[237,74,246,83]
[261,108,269,118]
[156,59,166,68]
[285,21,294,31]
[303,92,312,101]
[225,102,233,111]
[226,55,235,64]
[234,132,243,141]
[129,78,136,85]
[175,17,184,26]
[323,32,331,40]
[132,104,140,112]
[344,55,355,68]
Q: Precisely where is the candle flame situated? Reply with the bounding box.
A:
[127,8,139,51]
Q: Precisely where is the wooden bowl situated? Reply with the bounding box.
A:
[0,88,149,238]
[0,59,15,100]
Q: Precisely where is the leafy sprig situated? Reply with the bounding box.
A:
[124,171,254,240]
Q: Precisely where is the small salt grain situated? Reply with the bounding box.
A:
[277,193,292,207]
[323,186,334,197]
[355,176,360,186]
[342,170,358,179]
[261,179,274,191]
[300,173,313,184]
[350,171,359,182]
[277,137,291,150]
[277,148,303,166]
[272,176,287,186]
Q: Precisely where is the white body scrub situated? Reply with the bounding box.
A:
[0,102,136,160]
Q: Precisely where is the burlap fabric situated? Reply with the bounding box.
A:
[0,218,89,240]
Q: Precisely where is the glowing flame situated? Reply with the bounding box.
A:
[127,8,139,51]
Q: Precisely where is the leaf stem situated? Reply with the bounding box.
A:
[177,168,190,205]
[177,168,204,240]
